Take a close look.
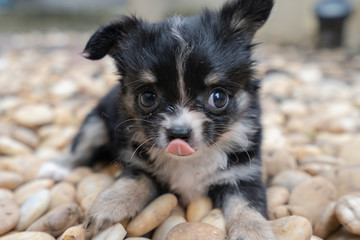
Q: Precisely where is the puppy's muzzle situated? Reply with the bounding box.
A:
[166,126,195,156]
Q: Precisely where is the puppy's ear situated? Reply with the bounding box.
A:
[220,0,273,37]
[83,16,141,60]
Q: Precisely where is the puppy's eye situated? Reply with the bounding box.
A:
[208,90,229,110]
[139,91,157,109]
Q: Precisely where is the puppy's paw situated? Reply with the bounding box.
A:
[228,220,275,240]
[37,158,71,181]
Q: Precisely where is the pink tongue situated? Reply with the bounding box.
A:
[166,139,196,156]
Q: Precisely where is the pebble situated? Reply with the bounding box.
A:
[76,173,114,203]
[321,165,360,197]
[0,231,55,240]
[64,167,93,185]
[152,216,186,240]
[166,222,225,240]
[16,189,51,231]
[49,182,76,210]
[266,186,289,210]
[80,193,97,214]
[314,202,340,238]
[335,193,360,235]
[270,216,313,240]
[289,177,337,224]
[270,170,312,192]
[299,155,343,176]
[327,227,360,240]
[268,205,310,221]
[292,145,323,161]
[169,204,185,218]
[126,193,177,237]
[0,170,25,190]
[58,225,85,240]
[186,196,213,222]
[12,126,39,149]
[0,158,25,175]
[12,104,54,128]
[92,223,127,240]
[14,179,54,205]
[0,136,32,156]
[27,203,83,237]
[200,208,226,233]
[0,198,20,235]
[0,188,15,200]
[40,126,76,150]
[262,150,297,179]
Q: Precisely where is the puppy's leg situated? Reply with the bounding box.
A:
[209,180,275,240]
[85,171,158,236]
[37,111,109,180]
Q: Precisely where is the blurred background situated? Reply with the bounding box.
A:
[0,0,359,50]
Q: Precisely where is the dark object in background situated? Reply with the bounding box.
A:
[315,0,352,48]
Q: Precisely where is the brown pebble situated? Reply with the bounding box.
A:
[27,203,84,237]
[76,173,113,203]
[268,205,310,221]
[0,188,15,200]
[314,201,340,238]
[14,178,54,205]
[267,186,289,210]
[289,176,337,224]
[270,216,313,240]
[153,216,186,240]
[64,167,93,185]
[263,150,297,178]
[126,193,178,237]
[327,227,360,240]
[58,225,85,240]
[0,198,20,235]
[200,208,226,233]
[186,196,213,222]
[0,231,55,240]
[335,193,360,235]
[0,170,25,190]
[270,170,312,192]
[50,182,76,210]
[166,222,225,240]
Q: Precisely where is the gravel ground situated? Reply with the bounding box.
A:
[0,32,360,240]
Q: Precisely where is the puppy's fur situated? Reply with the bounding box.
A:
[39,0,274,239]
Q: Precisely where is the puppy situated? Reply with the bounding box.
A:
[39,0,274,239]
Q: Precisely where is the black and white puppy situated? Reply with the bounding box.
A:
[39,0,274,239]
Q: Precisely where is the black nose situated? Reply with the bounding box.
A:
[167,126,192,140]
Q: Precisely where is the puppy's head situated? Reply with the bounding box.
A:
[83,0,273,160]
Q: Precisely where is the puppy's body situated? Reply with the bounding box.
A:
[39,0,274,239]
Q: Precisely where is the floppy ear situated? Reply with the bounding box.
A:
[220,0,273,37]
[83,16,141,60]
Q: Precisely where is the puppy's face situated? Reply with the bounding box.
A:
[83,0,273,159]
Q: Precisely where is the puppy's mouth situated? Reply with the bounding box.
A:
[166,139,196,156]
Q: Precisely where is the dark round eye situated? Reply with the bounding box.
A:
[139,91,157,109]
[208,90,229,110]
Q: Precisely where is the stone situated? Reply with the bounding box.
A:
[289,177,337,224]
[335,193,360,235]
[27,203,84,237]
[321,165,360,198]
[49,182,76,210]
[152,216,186,240]
[50,79,79,99]
[339,136,360,164]
[262,150,297,179]
[0,188,15,200]
[292,145,323,161]
[166,222,225,240]
[169,204,185,218]
[64,167,93,185]
[12,104,54,128]
[268,205,310,221]
[16,189,51,231]
[80,193,97,214]
[327,227,360,240]
[92,223,127,240]
[0,198,20,235]
[310,236,323,240]
[126,193,178,237]
[0,137,32,156]
[58,225,85,240]
[0,170,25,190]
[76,173,114,203]
[266,186,289,210]
[40,126,76,150]
[270,170,312,192]
[200,208,226,233]
[314,202,340,238]
[299,155,344,176]
[14,179,54,205]
[270,216,313,240]
[12,127,39,149]
[0,231,55,240]
[186,197,213,222]
[280,100,309,117]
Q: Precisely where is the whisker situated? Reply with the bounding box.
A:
[130,138,154,161]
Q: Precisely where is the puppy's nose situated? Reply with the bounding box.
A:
[167,126,192,140]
